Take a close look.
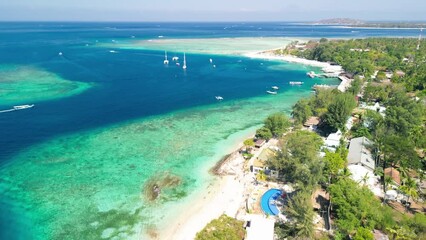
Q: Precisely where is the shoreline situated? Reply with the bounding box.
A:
[244,51,333,68]
[158,141,248,240]
[245,50,351,92]
[158,46,341,240]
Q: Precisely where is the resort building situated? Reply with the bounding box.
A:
[324,130,342,151]
[245,214,275,240]
[384,167,401,186]
[255,139,266,148]
[251,148,279,178]
[304,116,320,131]
[347,137,375,171]
[359,102,386,117]
[347,137,383,196]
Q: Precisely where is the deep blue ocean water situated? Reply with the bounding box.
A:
[0,22,421,158]
[0,22,422,239]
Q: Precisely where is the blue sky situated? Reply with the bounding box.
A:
[0,0,425,21]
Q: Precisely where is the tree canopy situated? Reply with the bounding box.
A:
[264,113,292,137]
[269,130,323,190]
[321,93,357,132]
[195,214,245,240]
[329,178,396,237]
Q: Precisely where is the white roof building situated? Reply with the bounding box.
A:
[347,137,375,171]
[245,214,275,240]
[361,102,386,117]
[324,130,342,150]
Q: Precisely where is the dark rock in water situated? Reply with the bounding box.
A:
[143,172,181,202]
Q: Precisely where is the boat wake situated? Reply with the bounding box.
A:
[0,104,34,113]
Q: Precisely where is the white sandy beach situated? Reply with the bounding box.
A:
[244,51,332,68]
[146,41,345,240]
[159,151,247,240]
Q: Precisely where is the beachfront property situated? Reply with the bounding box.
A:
[323,130,342,152]
[244,214,275,240]
[347,137,375,171]
[384,167,401,186]
[254,139,266,148]
[304,116,320,131]
[251,148,279,178]
[359,102,387,117]
[347,137,383,196]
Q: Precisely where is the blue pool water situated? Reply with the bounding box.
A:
[261,188,283,216]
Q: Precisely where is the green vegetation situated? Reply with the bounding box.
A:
[269,130,323,190]
[275,190,314,239]
[277,37,426,240]
[255,112,291,140]
[322,93,357,132]
[291,99,313,125]
[195,214,245,240]
[255,126,273,140]
[291,88,357,133]
[283,38,426,92]
[264,113,292,137]
[329,178,396,237]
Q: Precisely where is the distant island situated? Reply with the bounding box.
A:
[315,18,364,25]
[314,18,426,28]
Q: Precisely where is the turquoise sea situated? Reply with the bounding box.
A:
[0,22,421,239]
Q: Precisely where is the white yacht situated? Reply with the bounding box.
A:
[272,86,279,90]
[13,104,34,110]
[172,56,179,61]
[58,52,63,56]
[289,81,303,85]
[209,58,213,64]
[164,51,169,65]
[215,96,223,100]
[182,53,187,70]
[266,91,277,95]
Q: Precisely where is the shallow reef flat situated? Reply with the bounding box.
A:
[0,88,309,239]
[101,37,295,55]
[0,65,92,106]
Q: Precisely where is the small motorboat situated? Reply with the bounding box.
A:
[272,86,279,90]
[266,91,277,95]
[163,51,169,65]
[289,81,303,85]
[13,104,34,110]
[306,71,315,78]
[215,96,224,100]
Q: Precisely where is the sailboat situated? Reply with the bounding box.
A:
[163,51,169,65]
[182,52,187,70]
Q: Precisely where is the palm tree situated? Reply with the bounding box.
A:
[256,170,267,182]
[400,176,419,203]
[398,166,409,180]
[285,191,314,239]
[386,226,417,240]
[358,172,370,186]
[384,175,394,191]
[338,167,352,180]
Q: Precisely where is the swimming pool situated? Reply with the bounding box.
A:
[260,188,282,216]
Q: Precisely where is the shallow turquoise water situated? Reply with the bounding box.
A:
[0,86,319,239]
[0,22,354,239]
